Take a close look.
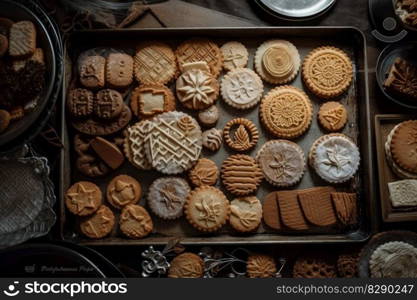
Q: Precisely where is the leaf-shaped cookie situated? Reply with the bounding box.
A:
[234,125,250,149]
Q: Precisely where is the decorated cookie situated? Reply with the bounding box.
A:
[106,175,141,209]
[134,41,177,85]
[223,118,259,152]
[254,39,300,84]
[276,190,309,231]
[90,136,125,170]
[106,53,133,88]
[202,128,223,152]
[9,21,36,58]
[184,186,230,232]
[318,101,348,132]
[384,58,417,101]
[74,135,110,177]
[176,39,223,77]
[80,205,115,239]
[67,88,94,118]
[168,253,204,278]
[230,196,262,233]
[220,68,263,109]
[260,86,313,139]
[124,120,153,170]
[256,140,305,187]
[220,41,248,71]
[188,158,219,187]
[293,255,337,278]
[65,181,102,216]
[221,154,263,196]
[119,204,153,239]
[388,179,417,207]
[198,105,219,127]
[246,254,277,278]
[130,84,175,119]
[95,89,124,120]
[309,134,360,183]
[145,111,202,174]
[331,192,357,225]
[79,55,106,89]
[147,177,190,220]
[302,46,353,98]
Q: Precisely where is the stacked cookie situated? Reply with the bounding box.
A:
[0,18,46,134]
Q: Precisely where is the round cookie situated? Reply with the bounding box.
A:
[255,39,300,84]
[389,120,417,175]
[176,39,223,77]
[370,241,417,278]
[302,46,353,98]
[318,101,348,132]
[260,86,313,139]
[230,196,262,233]
[202,128,223,152]
[145,111,202,174]
[0,109,11,133]
[220,68,263,109]
[65,181,102,216]
[246,254,277,278]
[124,120,153,170]
[184,186,230,232]
[189,158,219,187]
[293,256,337,278]
[176,68,219,110]
[119,204,153,239]
[130,84,175,119]
[223,118,259,152]
[256,140,305,187]
[221,154,263,196]
[337,253,358,278]
[95,89,124,120]
[106,175,141,209]
[309,134,360,183]
[168,252,204,278]
[80,205,115,239]
[198,105,219,127]
[221,41,248,71]
[67,88,94,118]
[147,177,190,220]
[134,41,177,85]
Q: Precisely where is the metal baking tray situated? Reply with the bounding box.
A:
[59,27,377,246]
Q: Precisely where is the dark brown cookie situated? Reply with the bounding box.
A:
[80,205,115,239]
[384,57,417,101]
[262,192,281,230]
[337,253,359,278]
[90,136,124,170]
[0,34,8,57]
[95,89,124,120]
[331,192,357,225]
[0,109,11,133]
[293,255,337,278]
[79,55,106,89]
[106,53,133,88]
[276,190,308,231]
[67,88,94,118]
[297,187,337,227]
[65,181,102,216]
[74,134,110,177]
[9,21,36,58]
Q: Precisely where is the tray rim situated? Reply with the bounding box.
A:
[59,26,377,246]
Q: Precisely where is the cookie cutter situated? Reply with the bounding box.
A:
[140,246,171,277]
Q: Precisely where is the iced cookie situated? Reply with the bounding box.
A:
[124,120,153,170]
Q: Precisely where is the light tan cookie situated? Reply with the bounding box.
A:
[80,205,115,239]
[9,21,36,58]
[65,181,102,216]
[202,128,223,151]
[230,196,262,232]
[223,118,259,152]
[198,105,219,127]
[188,158,219,187]
[119,204,153,239]
[106,53,133,88]
[221,41,248,71]
[168,253,204,278]
[318,101,348,132]
[247,254,277,278]
[106,175,141,209]
[130,84,175,119]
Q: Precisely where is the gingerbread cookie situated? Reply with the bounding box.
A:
[276,190,308,231]
[198,105,219,127]
[130,84,175,119]
[184,186,230,232]
[119,204,153,239]
[318,101,348,132]
[74,134,110,177]
[9,21,36,58]
[124,120,153,170]
[67,88,94,118]
[230,196,262,233]
[302,46,353,98]
[80,205,115,239]
[384,58,417,101]
[262,192,281,230]
[221,154,263,196]
[223,118,259,152]
[106,175,141,209]
[65,181,102,216]
[220,41,248,71]
[247,254,277,278]
[189,158,219,187]
[168,253,204,278]
[95,89,124,120]
[90,136,124,170]
[79,55,106,89]
[260,86,313,139]
[106,53,133,88]
[293,256,337,278]
[148,177,190,220]
[202,128,223,152]
[331,192,357,225]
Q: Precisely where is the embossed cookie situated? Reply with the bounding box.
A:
[106,53,133,88]
[198,105,219,127]
[168,253,204,278]
[256,140,305,187]
[80,205,115,239]
[90,136,124,170]
[247,254,277,278]
[220,41,248,71]
[221,68,263,109]
[262,192,281,230]
[74,135,110,177]
[318,101,347,132]
[255,39,300,85]
[221,154,263,196]
[130,84,175,119]
[134,41,177,85]
[65,181,102,216]
[388,180,417,207]
[184,186,230,232]
[293,255,337,278]
[276,190,308,231]
[297,187,337,227]
[0,109,11,133]
[230,196,262,233]
[202,128,223,152]
[331,192,357,225]
[119,204,153,239]
[106,175,141,209]
[309,134,360,183]
[176,68,219,110]
[9,21,36,58]
[148,177,190,220]
[176,39,223,77]
[189,158,219,187]
[260,86,313,139]
[67,89,94,118]
[124,120,153,170]
[223,118,259,152]
[144,111,202,174]
[79,55,106,89]
[302,46,353,98]
[95,89,124,120]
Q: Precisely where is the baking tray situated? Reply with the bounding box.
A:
[59,27,376,246]
[374,114,417,222]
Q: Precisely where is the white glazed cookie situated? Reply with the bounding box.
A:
[221,68,263,109]
[144,111,202,174]
[309,134,360,183]
[388,179,417,207]
[220,41,249,71]
[370,241,417,278]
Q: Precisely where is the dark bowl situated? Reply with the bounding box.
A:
[0,0,57,147]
